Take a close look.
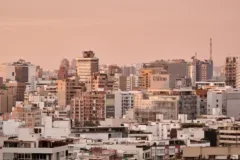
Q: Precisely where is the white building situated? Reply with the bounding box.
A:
[68,140,150,160]
[2,120,24,137]
[177,128,205,143]
[126,74,139,91]
[2,127,69,160]
[149,73,170,89]
[0,64,15,82]
[37,116,71,139]
[146,122,181,140]
[207,87,240,119]
[105,91,140,118]
[207,88,226,115]
[195,81,226,89]
[115,91,135,117]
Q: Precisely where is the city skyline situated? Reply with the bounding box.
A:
[1,0,240,69]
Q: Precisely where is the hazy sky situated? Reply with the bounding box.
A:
[1,0,240,70]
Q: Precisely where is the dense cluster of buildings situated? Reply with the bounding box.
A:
[0,51,240,159]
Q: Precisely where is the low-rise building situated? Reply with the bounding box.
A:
[70,126,128,141]
[11,104,41,128]
[2,128,70,160]
[218,124,240,146]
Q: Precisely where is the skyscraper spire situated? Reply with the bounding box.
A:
[210,38,212,61]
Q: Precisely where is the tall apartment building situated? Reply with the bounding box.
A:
[126,74,139,91]
[71,91,105,127]
[105,93,117,118]
[138,69,153,89]
[225,56,240,88]
[168,60,189,88]
[76,51,99,83]
[113,74,127,91]
[196,59,213,82]
[196,89,208,115]
[11,104,41,128]
[58,65,69,80]
[105,91,135,118]
[57,59,69,80]
[0,59,36,83]
[36,65,43,79]
[121,65,136,76]
[0,87,15,113]
[6,81,26,102]
[207,89,226,116]
[57,77,85,106]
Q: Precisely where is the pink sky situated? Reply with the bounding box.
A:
[1,0,240,69]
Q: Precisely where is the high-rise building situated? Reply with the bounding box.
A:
[0,59,36,83]
[225,56,240,88]
[69,59,77,76]
[105,91,136,118]
[71,91,105,127]
[6,81,26,102]
[58,66,68,80]
[126,74,139,91]
[0,64,15,82]
[76,51,99,83]
[35,66,43,79]
[190,42,214,83]
[57,77,85,106]
[0,87,15,113]
[195,59,213,82]
[121,65,136,76]
[57,59,69,80]
[113,74,127,91]
[138,69,154,89]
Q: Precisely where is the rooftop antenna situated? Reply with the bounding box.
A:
[195,52,197,59]
[210,38,212,61]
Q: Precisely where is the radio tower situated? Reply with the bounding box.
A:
[210,38,212,61]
